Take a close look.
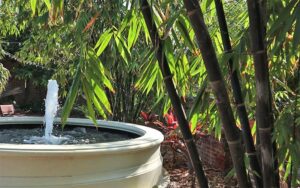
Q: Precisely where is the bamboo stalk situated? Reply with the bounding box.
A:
[182,0,249,187]
[140,1,209,187]
[245,0,276,187]
[265,7,280,187]
[270,88,280,187]
[213,0,262,187]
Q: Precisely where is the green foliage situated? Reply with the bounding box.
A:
[61,44,114,125]
[0,63,10,94]
[61,61,81,125]
[1,0,299,183]
[275,104,300,186]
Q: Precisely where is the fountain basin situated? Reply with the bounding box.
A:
[0,117,164,188]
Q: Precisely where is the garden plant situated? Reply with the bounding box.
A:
[0,0,299,187]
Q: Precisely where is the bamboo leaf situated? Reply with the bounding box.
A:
[91,90,107,119]
[189,56,202,76]
[251,121,256,136]
[59,0,64,11]
[291,154,300,186]
[268,0,297,36]
[61,63,81,127]
[94,85,111,114]
[160,9,183,34]
[89,66,114,93]
[201,0,214,11]
[43,0,51,10]
[117,11,132,34]
[75,13,91,37]
[150,93,164,110]
[163,99,171,115]
[152,6,163,26]
[128,13,141,49]
[275,108,293,144]
[271,9,297,54]
[82,78,98,124]
[141,17,150,44]
[181,54,190,75]
[114,34,131,64]
[135,61,153,89]
[284,156,292,180]
[135,51,156,90]
[176,15,195,51]
[163,38,176,71]
[87,49,114,92]
[188,78,207,120]
[95,29,113,56]
[273,76,296,95]
[145,65,159,94]
[83,75,108,119]
[30,0,37,16]
[85,50,112,115]
[190,114,198,133]
[87,49,105,74]
[83,12,99,33]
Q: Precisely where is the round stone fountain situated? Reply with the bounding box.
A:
[0,116,164,188]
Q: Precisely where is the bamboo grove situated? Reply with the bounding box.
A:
[0,0,299,187]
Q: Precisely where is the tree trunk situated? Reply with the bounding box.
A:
[214,0,262,187]
[140,1,209,187]
[182,0,249,187]
[245,0,276,187]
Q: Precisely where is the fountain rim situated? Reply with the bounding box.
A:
[0,116,164,154]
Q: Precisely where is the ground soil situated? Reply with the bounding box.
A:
[164,165,238,188]
[161,141,238,188]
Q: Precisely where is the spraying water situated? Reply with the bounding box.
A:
[16,79,133,145]
[24,80,68,144]
[44,80,59,141]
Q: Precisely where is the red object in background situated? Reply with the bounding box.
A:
[140,111,158,122]
[140,111,166,131]
[83,12,100,32]
[164,109,178,130]
[141,109,204,134]
[140,111,150,121]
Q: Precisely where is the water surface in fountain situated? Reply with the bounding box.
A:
[0,125,137,144]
